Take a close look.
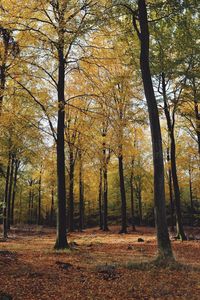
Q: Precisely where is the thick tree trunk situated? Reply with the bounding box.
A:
[162,72,186,241]
[11,159,19,225]
[69,149,75,232]
[102,143,109,231]
[98,167,103,229]
[118,151,127,233]
[7,154,15,230]
[79,151,84,231]
[55,45,68,249]
[3,153,11,239]
[137,0,173,259]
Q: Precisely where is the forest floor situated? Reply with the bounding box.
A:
[0,226,200,300]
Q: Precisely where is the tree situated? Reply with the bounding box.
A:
[116,0,173,259]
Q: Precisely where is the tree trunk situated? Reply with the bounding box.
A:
[171,137,186,240]
[28,180,33,224]
[118,151,127,233]
[102,142,109,231]
[137,0,173,259]
[31,188,34,224]
[167,147,175,232]
[162,72,186,241]
[138,177,143,225]
[79,151,84,231]
[0,63,6,115]
[3,153,11,239]
[130,159,136,231]
[7,154,15,230]
[98,167,103,229]
[69,149,75,232]
[19,187,22,224]
[37,168,42,225]
[54,45,68,248]
[11,159,19,225]
[193,83,200,156]
[188,161,194,225]
[50,188,55,226]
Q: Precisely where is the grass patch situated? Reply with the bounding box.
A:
[123,257,194,271]
[94,262,118,272]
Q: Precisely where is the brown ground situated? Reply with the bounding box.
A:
[0,226,200,300]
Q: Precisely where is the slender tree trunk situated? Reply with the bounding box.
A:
[79,150,84,231]
[50,188,55,226]
[118,150,127,233]
[162,72,186,241]
[3,153,11,239]
[193,82,200,156]
[31,189,34,224]
[171,137,186,240]
[11,159,19,225]
[7,154,15,230]
[19,187,22,224]
[69,149,75,232]
[28,180,32,224]
[137,0,173,259]
[0,63,6,115]
[188,162,194,225]
[102,142,109,231]
[37,169,42,225]
[138,177,143,225]
[167,147,175,232]
[55,43,68,248]
[130,159,136,231]
[98,167,103,229]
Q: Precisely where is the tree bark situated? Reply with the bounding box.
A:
[137,177,143,225]
[11,159,19,225]
[3,153,11,239]
[7,154,15,230]
[188,161,194,225]
[167,147,175,232]
[130,159,136,231]
[192,81,200,156]
[50,188,55,226]
[162,72,186,240]
[31,186,34,224]
[37,168,42,225]
[137,0,173,259]
[102,142,109,231]
[54,43,68,248]
[98,167,103,229]
[118,150,127,233]
[79,150,84,231]
[0,64,6,115]
[28,180,32,224]
[68,149,75,232]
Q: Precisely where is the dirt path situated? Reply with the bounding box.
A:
[0,226,200,299]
